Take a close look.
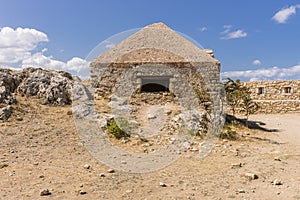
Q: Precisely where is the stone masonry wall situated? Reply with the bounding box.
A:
[243,80,300,113]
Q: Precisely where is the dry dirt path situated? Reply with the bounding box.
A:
[1,99,300,199]
[248,113,300,147]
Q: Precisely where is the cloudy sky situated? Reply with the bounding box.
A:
[0,0,300,81]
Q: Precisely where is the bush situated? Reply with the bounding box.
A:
[106,119,130,139]
[220,124,238,140]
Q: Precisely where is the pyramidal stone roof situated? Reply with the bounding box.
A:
[91,22,219,66]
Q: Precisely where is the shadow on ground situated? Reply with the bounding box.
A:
[226,114,279,133]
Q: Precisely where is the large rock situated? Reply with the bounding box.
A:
[0,69,20,104]
[17,68,75,105]
[0,105,13,120]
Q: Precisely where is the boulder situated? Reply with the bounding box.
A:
[0,105,13,120]
[0,69,20,104]
[17,68,75,105]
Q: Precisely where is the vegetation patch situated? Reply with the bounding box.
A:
[106,119,130,139]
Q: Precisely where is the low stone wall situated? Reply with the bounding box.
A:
[243,80,300,113]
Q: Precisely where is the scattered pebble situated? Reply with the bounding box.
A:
[159,182,167,187]
[99,173,105,177]
[83,164,90,169]
[237,189,245,193]
[9,171,15,176]
[40,189,51,196]
[126,189,133,193]
[147,114,156,119]
[79,190,87,195]
[107,169,115,173]
[0,163,8,169]
[274,157,281,161]
[16,117,23,121]
[231,163,243,169]
[121,160,127,164]
[244,173,259,180]
[272,179,283,185]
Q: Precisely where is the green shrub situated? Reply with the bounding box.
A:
[106,119,130,139]
[220,124,238,140]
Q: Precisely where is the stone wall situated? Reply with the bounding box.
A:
[243,80,300,113]
[90,62,223,111]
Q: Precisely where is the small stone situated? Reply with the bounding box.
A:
[67,110,72,115]
[272,179,283,185]
[107,169,115,173]
[147,114,156,119]
[237,189,245,193]
[40,189,51,196]
[176,150,182,155]
[182,141,191,149]
[231,163,242,169]
[121,160,127,164]
[79,190,87,195]
[83,164,90,169]
[99,173,105,177]
[9,171,15,176]
[126,189,133,193]
[159,182,167,187]
[16,117,23,121]
[165,110,172,115]
[244,173,258,180]
[0,163,8,169]
[274,157,281,161]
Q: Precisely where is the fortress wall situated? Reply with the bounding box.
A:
[243,80,300,113]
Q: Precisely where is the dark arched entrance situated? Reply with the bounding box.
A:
[140,76,171,93]
[141,83,169,93]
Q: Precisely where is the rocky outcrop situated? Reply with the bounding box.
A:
[17,68,75,105]
[0,67,79,120]
[0,105,13,120]
[0,69,20,104]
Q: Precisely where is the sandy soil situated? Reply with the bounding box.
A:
[1,96,300,199]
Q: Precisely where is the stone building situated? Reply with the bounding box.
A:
[244,80,300,113]
[89,22,225,137]
[90,22,223,112]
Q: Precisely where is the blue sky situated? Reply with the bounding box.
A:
[0,0,300,81]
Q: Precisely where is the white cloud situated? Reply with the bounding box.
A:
[0,27,48,49]
[272,5,300,23]
[22,52,90,77]
[222,65,300,81]
[252,59,261,66]
[198,27,208,32]
[65,57,90,73]
[0,26,89,79]
[220,25,247,40]
[221,25,232,34]
[0,27,48,64]
[22,52,66,70]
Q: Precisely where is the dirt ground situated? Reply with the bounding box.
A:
[1,96,300,199]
